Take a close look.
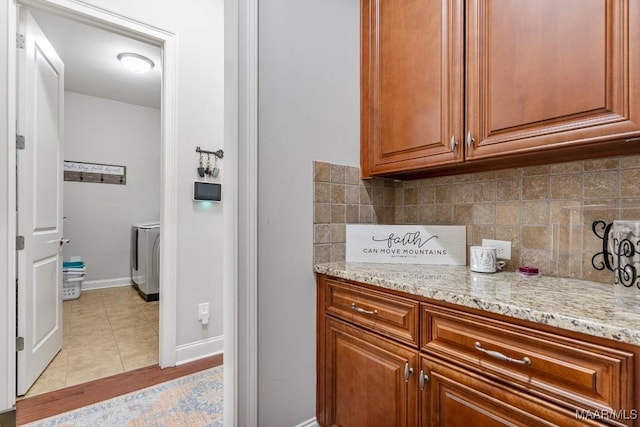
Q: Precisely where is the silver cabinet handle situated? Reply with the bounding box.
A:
[419,369,430,390]
[466,131,475,148]
[404,362,414,382]
[474,341,531,365]
[450,135,458,151]
[350,303,378,315]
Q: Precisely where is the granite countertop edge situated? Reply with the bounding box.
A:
[314,262,640,346]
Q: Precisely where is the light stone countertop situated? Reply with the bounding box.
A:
[314,262,640,346]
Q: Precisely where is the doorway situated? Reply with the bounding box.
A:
[13,0,178,400]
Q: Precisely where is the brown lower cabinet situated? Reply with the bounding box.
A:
[317,274,640,427]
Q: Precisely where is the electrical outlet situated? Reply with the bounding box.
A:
[198,302,210,325]
[482,239,512,260]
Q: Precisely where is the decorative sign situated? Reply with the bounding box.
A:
[346,224,466,265]
[63,161,126,185]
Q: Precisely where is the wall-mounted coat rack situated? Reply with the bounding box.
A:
[196,146,224,159]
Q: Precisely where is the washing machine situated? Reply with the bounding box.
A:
[131,221,160,301]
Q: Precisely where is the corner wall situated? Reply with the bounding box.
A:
[258,0,360,424]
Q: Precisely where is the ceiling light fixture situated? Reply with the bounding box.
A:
[117,52,154,74]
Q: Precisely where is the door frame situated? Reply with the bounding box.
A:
[7,0,179,394]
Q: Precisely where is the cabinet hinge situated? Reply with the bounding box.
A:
[16,336,24,352]
[16,236,25,251]
[16,134,25,150]
[16,33,25,49]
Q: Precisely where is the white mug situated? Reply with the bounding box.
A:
[470,246,505,273]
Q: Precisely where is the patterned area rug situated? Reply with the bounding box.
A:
[24,366,223,426]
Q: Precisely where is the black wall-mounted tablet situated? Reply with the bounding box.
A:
[194,181,221,201]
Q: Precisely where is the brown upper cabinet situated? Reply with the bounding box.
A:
[361,0,640,179]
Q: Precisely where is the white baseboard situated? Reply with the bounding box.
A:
[295,417,319,427]
[175,335,224,366]
[81,277,131,291]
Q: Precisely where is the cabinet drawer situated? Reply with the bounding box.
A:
[421,303,635,416]
[323,277,419,347]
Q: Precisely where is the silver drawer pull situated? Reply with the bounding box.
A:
[350,302,378,315]
[474,341,531,366]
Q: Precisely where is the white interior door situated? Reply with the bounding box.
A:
[16,8,65,396]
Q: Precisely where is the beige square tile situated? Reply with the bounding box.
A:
[314,224,331,244]
[497,179,521,201]
[550,174,581,200]
[471,225,495,245]
[620,155,640,169]
[108,311,151,332]
[403,206,418,223]
[495,168,521,179]
[330,164,345,183]
[418,186,435,205]
[521,226,550,250]
[345,185,360,204]
[520,248,551,275]
[454,204,473,224]
[331,224,346,243]
[372,187,384,204]
[495,226,519,247]
[314,161,331,182]
[435,205,453,224]
[404,188,419,205]
[418,205,436,223]
[330,244,346,262]
[436,185,452,204]
[521,201,549,225]
[330,184,345,204]
[583,171,617,199]
[313,182,331,203]
[345,205,360,223]
[359,205,374,223]
[496,203,520,225]
[314,203,331,224]
[452,184,474,204]
[331,204,346,224]
[344,166,361,185]
[360,186,372,205]
[620,169,640,198]
[314,183,331,203]
[473,204,495,225]
[550,161,582,175]
[474,181,496,203]
[473,171,496,181]
[522,165,550,176]
[583,158,618,171]
[383,188,395,206]
[522,175,549,200]
[314,245,331,264]
[65,355,124,387]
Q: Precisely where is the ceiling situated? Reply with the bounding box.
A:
[28,8,162,109]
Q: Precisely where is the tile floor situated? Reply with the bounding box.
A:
[23,286,159,398]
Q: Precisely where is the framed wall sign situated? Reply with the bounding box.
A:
[63,161,126,185]
[346,224,466,265]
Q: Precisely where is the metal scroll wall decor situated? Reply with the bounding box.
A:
[592,220,640,290]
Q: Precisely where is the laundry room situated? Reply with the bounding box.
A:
[22,8,162,397]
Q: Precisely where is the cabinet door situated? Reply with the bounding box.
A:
[466,0,640,161]
[324,318,418,427]
[361,0,464,177]
[419,356,601,427]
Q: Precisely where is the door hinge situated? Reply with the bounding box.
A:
[16,134,25,150]
[16,236,25,250]
[17,33,25,49]
[16,336,24,351]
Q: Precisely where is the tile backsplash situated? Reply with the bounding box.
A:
[313,155,640,284]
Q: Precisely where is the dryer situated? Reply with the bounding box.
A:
[131,221,160,301]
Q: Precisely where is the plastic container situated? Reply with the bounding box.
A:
[62,276,82,300]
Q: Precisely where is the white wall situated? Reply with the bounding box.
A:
[63,91,160,284]
[258,0,360,424]
[0,0,224,411]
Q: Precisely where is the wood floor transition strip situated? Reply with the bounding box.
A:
[16,354,223,425]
